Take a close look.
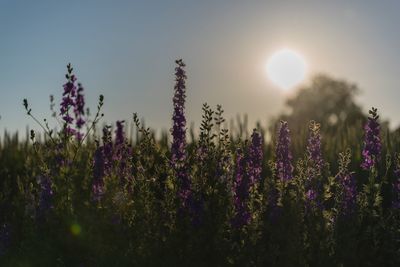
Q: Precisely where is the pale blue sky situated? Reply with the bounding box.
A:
[1,0,400,135]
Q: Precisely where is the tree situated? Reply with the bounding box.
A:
[272,74,368,165]
[281,74,365,131]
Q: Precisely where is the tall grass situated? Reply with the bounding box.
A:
[0,60,399,266]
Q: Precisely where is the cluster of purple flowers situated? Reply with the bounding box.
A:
[102,126,114,171]
[60,64,77,136]
[232,130,263,228]
[114,121,132,186]
[115,120,125,146]
[248,129,263,186]
[171,59,187,165]
[305,189,317,202]
[361,107,381,170]
[335,150,357,216]
[307,121,323,174]
[338,171,357,215]
[170,59,191,208]
[275,121,293,181]
[92,122,133,201]
[232,148,251,228]
[305,121,323,204]
[60,63,86,140]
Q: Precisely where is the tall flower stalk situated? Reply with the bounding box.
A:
[248,129,263,186]
[171,59,191,208]
[275,121,293,182]
[115,120,125,146]
[305,121,323,205]
[361,107,381,170]
[60,63,78,138]
[102,126,114,176]
[114,120,132,186]
[307,121,323,174]
[337,150,357,215]
[232,148,251,228]
[59,64,89,142]
[232,131,262,228]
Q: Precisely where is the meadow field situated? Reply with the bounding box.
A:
[0,60,399,266]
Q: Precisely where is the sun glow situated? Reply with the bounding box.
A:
[266,49,307,90]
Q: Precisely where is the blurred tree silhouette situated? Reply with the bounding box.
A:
[280,74,365,132]
[272,74,368,168]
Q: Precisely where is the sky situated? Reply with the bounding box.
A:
[1,0,400,137]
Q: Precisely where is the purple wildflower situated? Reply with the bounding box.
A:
[275,121,293,181]
[196,144,208,163]
[91,126,114,201]
[307,121,323,174]
[54,142,66,167]
[338,172,357,215]
[232,148,251,228]
[336,150,357,216]
[62,114,74,124]
[102,126,114,175]
[306,189,317,202]
[171,59,187,164]
[60,63,78,137]
[305,121,324,206]
[170,59,191,208]
[248,129,263,186]
[304,188,318,213]
[361,107,381,170]
[115,120,125,146]
[216,152,232,183]
[114,121,132,185]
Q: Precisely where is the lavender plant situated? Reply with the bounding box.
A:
[275,120,293,182]
[171,59,191,210]
[361,107,381,170]
[305,121,324,207]
[248,129,263,186]
[232,147,251,228]
[60,63,78,139]
[336,149,357,216]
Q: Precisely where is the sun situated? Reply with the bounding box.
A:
[266,49,307,90]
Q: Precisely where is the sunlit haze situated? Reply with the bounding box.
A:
[266,49,307,90]
[2,1,400,133]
